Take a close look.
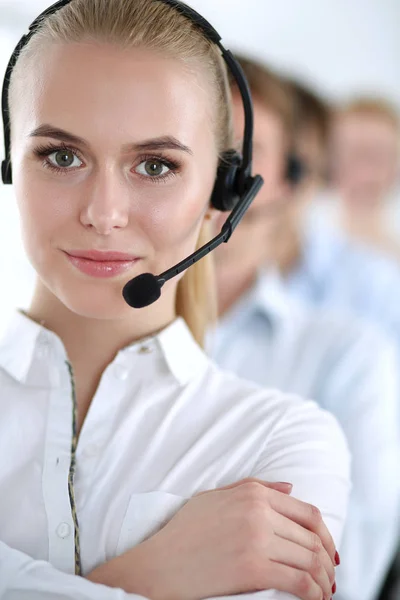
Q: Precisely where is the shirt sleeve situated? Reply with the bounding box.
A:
[321,328,400,600]
[0,542,149,600]
[252,398,351,547]
[208,399,350,600]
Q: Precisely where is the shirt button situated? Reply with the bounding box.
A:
[114,365,129,380]
[138,345,152,355]
[56,523,71,539]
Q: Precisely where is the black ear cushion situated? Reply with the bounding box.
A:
[286,153,305,186]
[1,160,12,185]
[211,150,242,212]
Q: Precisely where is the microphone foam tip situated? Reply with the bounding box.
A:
[122,273,161,308]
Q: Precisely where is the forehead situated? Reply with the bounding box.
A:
[336,112,398,145]
[14,42,215,150]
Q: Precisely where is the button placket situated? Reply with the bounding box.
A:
[43,358,79,574]
[42,380,77,574]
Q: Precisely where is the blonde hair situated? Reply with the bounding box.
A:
[9,0,234,346]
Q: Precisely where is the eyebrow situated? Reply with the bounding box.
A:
[28,124,193,155]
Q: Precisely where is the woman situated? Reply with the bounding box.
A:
[0,1,349,599]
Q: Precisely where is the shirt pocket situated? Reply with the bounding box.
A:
[116,491,188,555]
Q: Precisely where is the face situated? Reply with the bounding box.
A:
[331,112,400,208]
[11,42,218,320]
[214,93,289,269]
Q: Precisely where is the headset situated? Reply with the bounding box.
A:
[1,0,267,308]
[286,153,305,186]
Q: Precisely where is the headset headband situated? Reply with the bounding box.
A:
[1,0,254,190]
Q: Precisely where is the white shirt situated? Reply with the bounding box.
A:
[0,311,350,600]
[210,271,400,600]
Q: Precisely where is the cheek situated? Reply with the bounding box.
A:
[139,171,215,254]
[254,152,285,190]
[15,175,74,247]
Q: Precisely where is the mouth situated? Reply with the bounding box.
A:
[64,249,141,279]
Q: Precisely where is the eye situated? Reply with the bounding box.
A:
[135,159,171,178]
[48,149,83,169]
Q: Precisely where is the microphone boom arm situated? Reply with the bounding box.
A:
[157,174,263,288]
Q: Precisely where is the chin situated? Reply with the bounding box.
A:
[51,279,136,321]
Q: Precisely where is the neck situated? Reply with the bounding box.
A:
[28,281,175,433]
[340,200,386,243]
[274,223,302,276]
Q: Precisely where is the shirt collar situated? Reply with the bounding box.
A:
[253,269,306,328]
[156,318,209,385]
[0,311,63,383]
[0,311,208,387]
[296,216,347,286]
[216,268,301,334]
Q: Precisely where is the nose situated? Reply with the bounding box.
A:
[80,167,129,235]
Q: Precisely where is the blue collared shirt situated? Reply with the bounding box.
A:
[286,218,400,349]
[209,272,400,600]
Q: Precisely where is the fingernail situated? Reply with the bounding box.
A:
[276,482,293,490]
[332,582,336,594]
[334,551,340,566]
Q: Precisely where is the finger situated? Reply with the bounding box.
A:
[268,490,336,565]
[271,536,332,599]
[273,512,335,585]
[197,478,293,497]
[263,561,326,600]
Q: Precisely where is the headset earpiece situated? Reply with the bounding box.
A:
[1,160,12,185]
[285,153,305,186]
[211,150,243,212]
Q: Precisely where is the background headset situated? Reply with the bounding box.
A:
[1,0,264,308]
[286,153,306,186]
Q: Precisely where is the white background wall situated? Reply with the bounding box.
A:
[0,0,399,330]
[2,0,399,106]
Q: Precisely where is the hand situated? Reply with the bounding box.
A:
[88,479,338,600]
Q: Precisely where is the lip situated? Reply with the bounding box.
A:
[66,250,139,261]
[64,250,141,278]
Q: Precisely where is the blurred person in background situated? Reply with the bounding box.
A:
[280,80,400,360]
[210,55,400,600]
[330,98,400,258]
[272,79,332,276]
[281,81,400,600]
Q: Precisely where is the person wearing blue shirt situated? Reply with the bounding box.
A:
[274,78,400,365]
[211,55,400,600]
[282,82,400,600]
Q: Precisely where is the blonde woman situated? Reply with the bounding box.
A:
[0,1,349,599]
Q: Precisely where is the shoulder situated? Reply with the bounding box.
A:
[299,308,398,405]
